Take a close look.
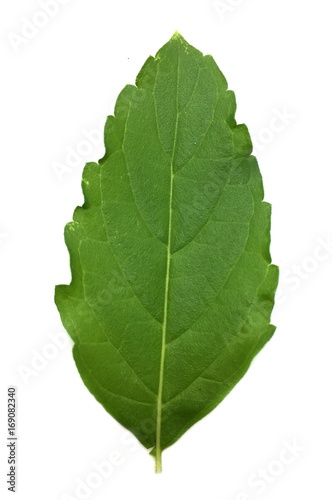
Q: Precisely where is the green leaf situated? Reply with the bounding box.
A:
[55,33,278,472]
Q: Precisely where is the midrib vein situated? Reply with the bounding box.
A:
[155,42,180,473]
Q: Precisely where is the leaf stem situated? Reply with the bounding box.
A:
[155,449,162,473]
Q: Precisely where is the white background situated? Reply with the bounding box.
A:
[1,0,331,499]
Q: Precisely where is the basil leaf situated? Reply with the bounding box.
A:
[55,33,278,472]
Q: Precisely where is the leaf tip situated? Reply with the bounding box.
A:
[171,31,186,44]
[172,30,181,38]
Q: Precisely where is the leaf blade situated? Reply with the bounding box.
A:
[55,33,278,472]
